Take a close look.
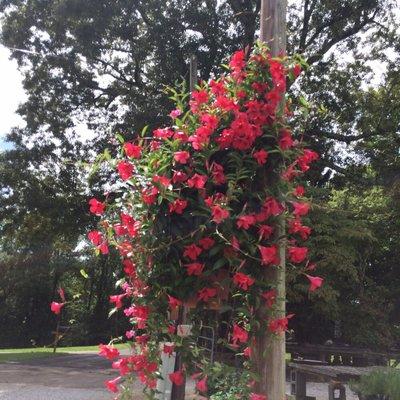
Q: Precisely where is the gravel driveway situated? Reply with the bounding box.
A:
[0,354,120,400]
[0,353,360,400]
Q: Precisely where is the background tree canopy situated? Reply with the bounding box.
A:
[0,0,399,348]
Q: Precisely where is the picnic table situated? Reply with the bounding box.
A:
[286,342,400,366]
[289,361,380,400]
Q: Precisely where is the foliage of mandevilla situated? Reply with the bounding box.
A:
[89,44,321,398]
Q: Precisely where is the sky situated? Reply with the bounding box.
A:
[0,43,26,150]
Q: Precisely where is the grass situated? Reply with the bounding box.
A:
[0,343,127,363]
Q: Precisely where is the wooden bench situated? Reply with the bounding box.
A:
[289,362,381,400]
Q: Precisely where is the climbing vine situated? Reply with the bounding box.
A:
[86,43,321,399]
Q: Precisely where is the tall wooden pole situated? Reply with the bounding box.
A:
[255,1,287,399]
[170,55,198,400]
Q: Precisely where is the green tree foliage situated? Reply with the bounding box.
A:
[0,0,399,347]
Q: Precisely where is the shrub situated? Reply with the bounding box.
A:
[350,368,400,400]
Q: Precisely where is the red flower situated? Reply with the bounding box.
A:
[141,186,159,205]
[174,151,190,164]
[50,302,64,315]
[168,295,182,309]
[110,294,125,309]
[297,149,319,172]
[237,214,256,230]
[214,95,238,112]
[243,347,251,358]
[136,334,149,345]
[232,324,248,344]
[211,162,226,184]
[261,289,276,308]
[211,205,230,224]
[210,79,227,96]
[229,49,246,72]
[253,149,269,165]
[112,357,130,376]
[294,185,305,197]
[250,393,267,400]
[201,113,219,129]
[169,370,185,386]
[185,263,204,276]
[88,230,103,246]
[117,161,134,180]
[169,109,182,118]
[293,64,302,78]
[269,59,286,92]
[278,129,294,150]
[152,175,171,187]
[121,213,140,237]
[268,314,294,334]
[168,325,176,334]
[105,377,120,393]
[306,275,323,292]
[124,143,142,158]
[197,287,217,302]
[187,174,207,189]
[259,245,279,266]
[183,244,203,260]
[292,202,310,217]
[123,259,136,276]
[153,127,174,139]
[199,237,215,250]
[289,219,311,240]
[172,171,188,183]
[124,305,150,329]
[233,272,255,290]
[150,140,161,150]
[173,130,188,143]
[99,344,120,360]
[169,199,188,214]
[263,197,284,218]
[98,241,109,255]
[191,90,209,105]
[113,223,127,236]
[196,376,208,393]
[89,198,105,215]
[258,225,274,240]
[163,344,175,356]
[288,246,308,264]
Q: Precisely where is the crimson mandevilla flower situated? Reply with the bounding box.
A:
[85,43,320,399]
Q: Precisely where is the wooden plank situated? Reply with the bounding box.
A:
[289,363,381,380]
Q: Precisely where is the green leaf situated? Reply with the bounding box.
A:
[80,269,89,279]
[115,133,125,144]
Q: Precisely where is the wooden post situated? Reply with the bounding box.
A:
[253,1,288,399]
[260,0,287,55]
[53,316,60,353]
[189,55,198,93]
[170,55,198,400]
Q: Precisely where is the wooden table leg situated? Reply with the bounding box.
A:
[295,371,307,400]
[328,382,346,400]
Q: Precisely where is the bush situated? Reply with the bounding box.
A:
[350,368,400,400]
[205,364,251,398]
